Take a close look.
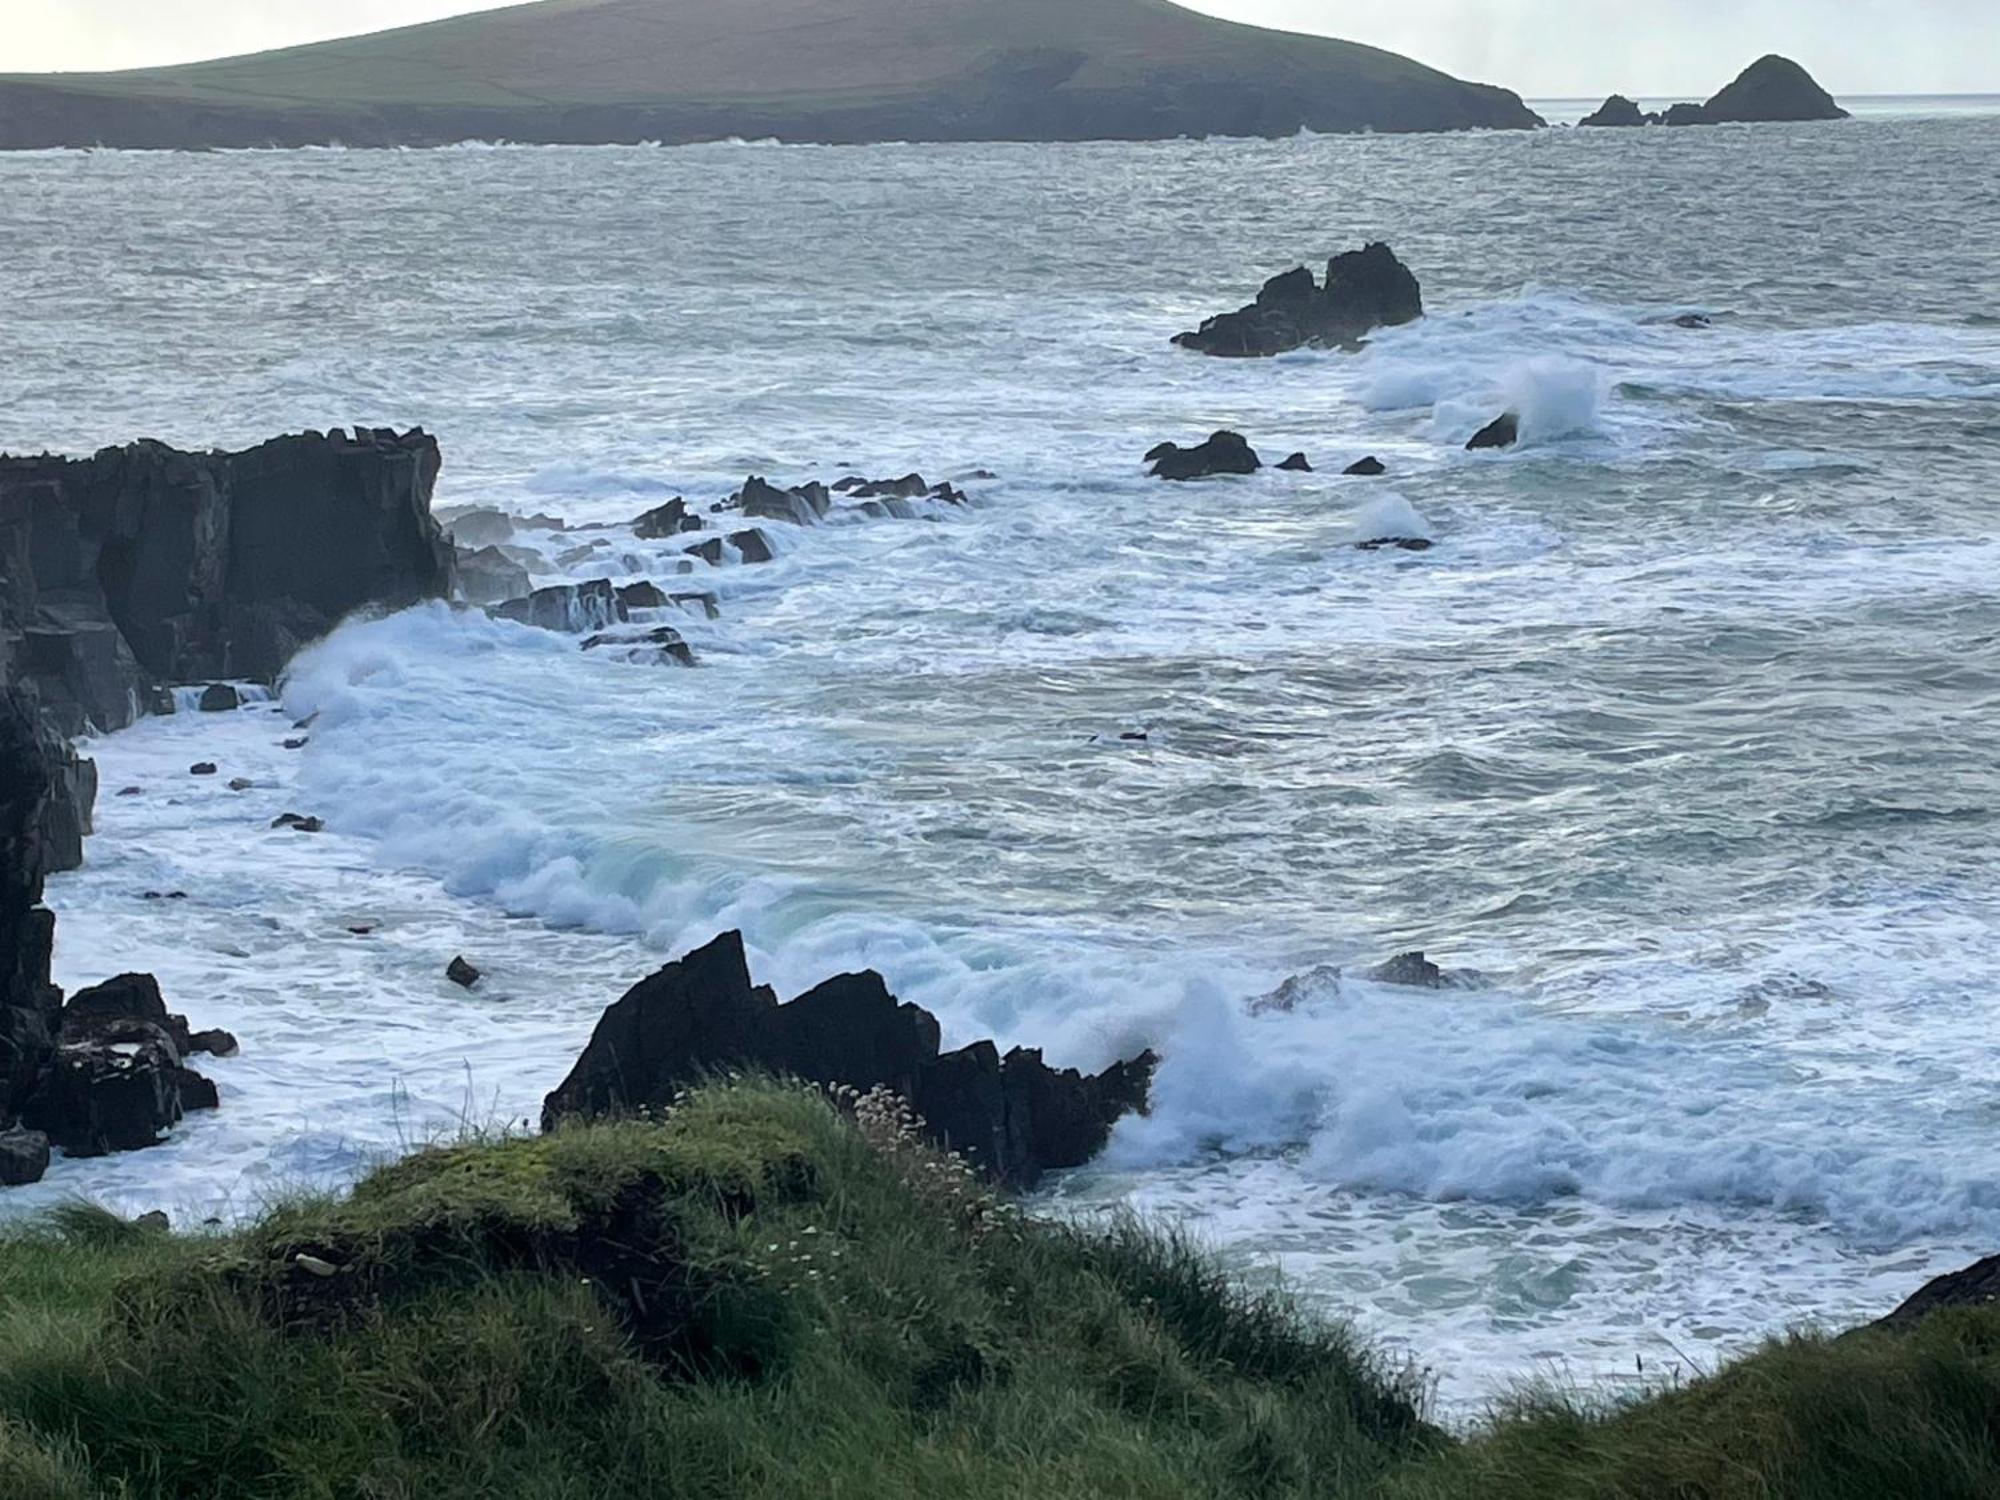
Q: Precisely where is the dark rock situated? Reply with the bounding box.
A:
[683,538,725,567]
[1143,442,1178,464]
[189,762,218,776]
[669,591,722,620]
[227,777,254,792]
[1367,953,1449,989]
[272,813,324,833]
[831,475,869,493]
[1277,452,1313,472]
[853,474,930,501]
[632,498,703,539]
[440,507,516,549]
[542,931,1156,1187]
[1356,538,1435,553]
[21,1025,199,1158]
[454,544,533,607]
[1875,1256,2000,1331]
[140,891,189,901]
[62,973,234,1059]
[737,476,826,528]
[283,737,308,750]
[1343,456,1388,476]
[0,1127,49,1186]
[729,529,776,564]
[1467,413,1520,451]
[616,581,669,611]
[187,1028,239,1058]
[447,956,481,989]
[1704,55,1848,123]
[1174,243,1424,358]
[581,626,696,668]
[1659,102,1710,127]
[1579,94,1650,128]
[492,578,625,633]
[927,483,968,506]
[116,785,141,796]
[1149,431,1262,481]
[1672,313,1712,329]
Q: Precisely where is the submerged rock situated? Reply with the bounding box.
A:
[1344,456,1388,476]
[272,812,324,833]
[1173,244,1423,358]
[1149,431,1262,481]
[543,931,1156,1187]
[582,626,696,667]
[492,578,624,633]
[1277,452,1313,473]
[455,544,533,607]
[1467,413,1521,451]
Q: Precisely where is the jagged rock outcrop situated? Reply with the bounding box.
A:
[1147,432,1262,481]
[1658,102,1711,128]
[1467,413,1521,451]
[1174,244,1423,358]
[1580,94,1649,127]
[1874,1255,2000,1331]
[1703,55,1848,123]
[543,931,1156,1187]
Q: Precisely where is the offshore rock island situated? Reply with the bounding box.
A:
[0,0,1543,150]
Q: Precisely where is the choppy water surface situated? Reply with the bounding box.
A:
[4,116,1999,1413]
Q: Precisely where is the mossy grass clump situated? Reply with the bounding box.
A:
[0,1078,1998,1498]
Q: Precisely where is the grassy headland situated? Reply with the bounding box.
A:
[0,0,1541,149]
[0,1080,1993,1499]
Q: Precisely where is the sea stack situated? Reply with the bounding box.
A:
[1701,55,1849,123]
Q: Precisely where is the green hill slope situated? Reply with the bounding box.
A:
[0,0,1542,148]
[1,1080,1998,1500]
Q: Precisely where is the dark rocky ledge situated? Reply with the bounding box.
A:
[545,931,1156,1188]
[1174,244,1423,359]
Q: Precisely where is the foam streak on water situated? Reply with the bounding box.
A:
[4,118,2000,1413]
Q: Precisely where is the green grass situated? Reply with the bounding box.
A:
[0,1079,1994,1499]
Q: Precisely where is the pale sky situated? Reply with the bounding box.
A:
[3,0,1994,97]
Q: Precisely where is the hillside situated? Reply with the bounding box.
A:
[0,0,1542,149]
[2,1080,1998,1499]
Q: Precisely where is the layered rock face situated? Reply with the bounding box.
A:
[1174,244,1423,358]
[544,932,1155,1187]
[1,428,454,872]
[0,428,452,713]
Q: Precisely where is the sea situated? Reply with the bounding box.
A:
[3,104,1998,1415]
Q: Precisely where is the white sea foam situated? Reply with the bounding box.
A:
[13,128,2000,1414]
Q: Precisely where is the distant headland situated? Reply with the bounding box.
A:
[0,0,1543,150]
[1580,55,1850,128]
